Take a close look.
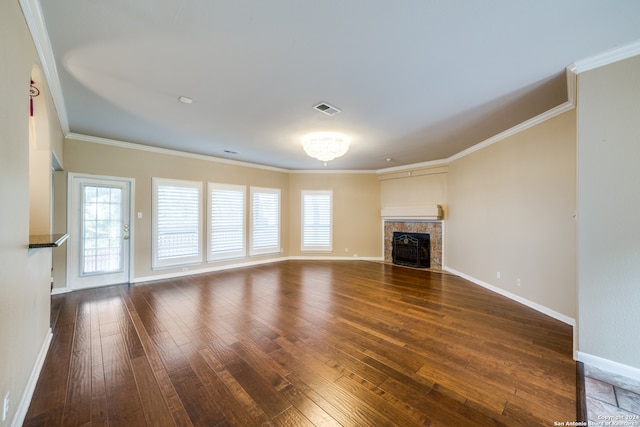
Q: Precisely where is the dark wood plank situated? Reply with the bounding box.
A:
[153,367,194,426]
[130,356,175,426]
[169,365,225,426]
[189,346,271,426]
[24,323,75,421]
[272,406,315,427]
[576,361,588,422]
[25,261,576,426]
[279,383,340,427]
[60,300,92,426]
[225,358,292,419]
[90,362,108,426]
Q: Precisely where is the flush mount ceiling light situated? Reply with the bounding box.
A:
[301,132,351,163]
[178,96,193,104]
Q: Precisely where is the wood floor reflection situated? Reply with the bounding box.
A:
[25,260,576,426]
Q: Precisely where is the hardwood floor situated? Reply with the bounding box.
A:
[25,260,576,426]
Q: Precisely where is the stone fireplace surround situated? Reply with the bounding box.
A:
[384,220,443,270]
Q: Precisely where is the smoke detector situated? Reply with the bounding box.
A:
[313,102,341,116]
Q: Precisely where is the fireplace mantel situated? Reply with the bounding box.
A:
[380,205,443,220]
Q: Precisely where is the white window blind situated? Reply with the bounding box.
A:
[301,190,332,252]
[250,187,280,256]
[208,183,246,261]
[152,178,202,268]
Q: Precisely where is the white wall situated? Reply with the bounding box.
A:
[577,54,640,374]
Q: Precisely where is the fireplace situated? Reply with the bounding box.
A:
[392,232,430,268]
[383,221,442,270]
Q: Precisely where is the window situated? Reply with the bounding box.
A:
[152,178,202,268]
[301,190,332,252]
[207,183,246,261]
[250,187,280,256]
[81,184,123,274]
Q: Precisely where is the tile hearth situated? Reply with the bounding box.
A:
[586,376,640,424]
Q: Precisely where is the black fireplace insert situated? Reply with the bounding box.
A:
[392,232,430,268]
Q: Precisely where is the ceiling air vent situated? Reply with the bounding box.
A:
[313,102,342,116]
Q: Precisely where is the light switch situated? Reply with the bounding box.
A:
[137,212,143,219]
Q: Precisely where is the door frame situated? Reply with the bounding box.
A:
[66,172,135,291]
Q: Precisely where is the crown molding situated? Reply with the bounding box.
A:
[17,0,617,177]
[68,133,377,174]
[447,100,575,163]
[376,158,449,174]
[16,3,638,175]
[67,133,292,173]
[72,93,574,177]
[566,65,577,106]
[376,98,575,173]
[19,0,70,134]
[376,66,578,174]
[571,39,640,74]
[289,169,377,174]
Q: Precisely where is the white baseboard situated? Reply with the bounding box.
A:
[132,256,289,283]
[132,256,383,284]
[50,287,71,295]
[12,328,52,427]
[576,351,640,386]
[443,266,575,326]
[288,256,383,261]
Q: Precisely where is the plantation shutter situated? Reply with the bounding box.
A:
[250,187,280,255]
[152,178,202,268]
[302,190,332,252]
[208,183,245,261]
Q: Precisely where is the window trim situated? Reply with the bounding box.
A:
[301,190,333,253]
[249,186,281,256]
[207,182,246,262]
[152,177,203,269]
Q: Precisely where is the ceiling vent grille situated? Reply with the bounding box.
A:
[313,102,341,116]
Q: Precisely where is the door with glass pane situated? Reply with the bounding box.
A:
[68,174,132,290]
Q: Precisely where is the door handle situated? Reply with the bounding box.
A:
[123,235,129,240]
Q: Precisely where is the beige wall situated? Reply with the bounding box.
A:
[63,138,291,284]
[52,170,68,288]
[61,139,383,287]
[0,1,64,425]
[288,173,381,258]
[28,65,60,236]
[577,55,640,370]
[446,110,577,319]
[379,165,448,216]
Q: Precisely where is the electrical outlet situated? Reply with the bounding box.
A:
[516,278,521,287]
[496,272,501,279]
[3,392,9,422]
[344,247,349,253]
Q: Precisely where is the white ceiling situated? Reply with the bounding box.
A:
[33,0,640,170]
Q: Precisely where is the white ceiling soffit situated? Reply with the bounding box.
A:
[21,1,640,171]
